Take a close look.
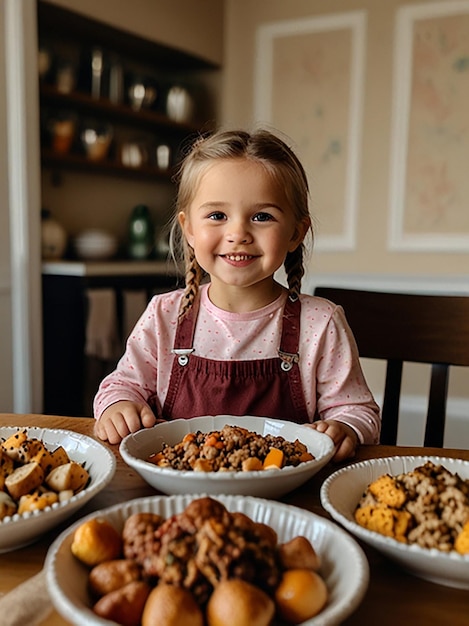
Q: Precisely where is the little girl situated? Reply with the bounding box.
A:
[94,128,380,461]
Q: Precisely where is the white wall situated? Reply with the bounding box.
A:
[224,0,469,448]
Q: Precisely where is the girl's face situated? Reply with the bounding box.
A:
[178,158,308,310]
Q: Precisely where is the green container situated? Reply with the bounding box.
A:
[128,204,154,259]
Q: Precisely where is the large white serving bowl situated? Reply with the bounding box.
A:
[45,493,369,626]
[120,415,335,498]
[0,426,116,552]
[320,455,469,589]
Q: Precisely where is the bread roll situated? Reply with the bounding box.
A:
[275,568,328,623]
[71,518,122,566]
[206,579,275,626]
[141,583,204,626]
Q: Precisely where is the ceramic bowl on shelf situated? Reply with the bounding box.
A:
[73,229,118,261]
[320,455,469,589]
[45,493,369,626]
[119,414,335,498]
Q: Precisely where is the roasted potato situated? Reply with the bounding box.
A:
[93,580,151,626]
[5,462,44,500]
[89,559,142,597]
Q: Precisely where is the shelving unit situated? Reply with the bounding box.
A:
[38,1,219,180]
[38,1,220,416]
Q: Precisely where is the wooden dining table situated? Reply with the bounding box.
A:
[0,413,468,626]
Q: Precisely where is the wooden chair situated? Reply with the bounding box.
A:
[314,286,469,447]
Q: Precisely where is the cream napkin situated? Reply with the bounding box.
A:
[85,288,120,360]
[0,570,53,625]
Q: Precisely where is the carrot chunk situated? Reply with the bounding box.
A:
[263,448,284,469]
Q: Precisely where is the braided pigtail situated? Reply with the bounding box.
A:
[179,244,203,317]
[284,245,305,301]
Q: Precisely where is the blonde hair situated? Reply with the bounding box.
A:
[170,128,314,316]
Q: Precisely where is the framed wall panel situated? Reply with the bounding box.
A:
[255,12,366,251]
[389,1,469,251]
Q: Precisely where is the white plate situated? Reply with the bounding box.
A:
[45,493,369,626]
[320,455,469,589]
[120,415,335,498]
[0,426,116,553]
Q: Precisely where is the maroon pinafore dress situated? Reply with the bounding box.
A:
[161,294,309,423]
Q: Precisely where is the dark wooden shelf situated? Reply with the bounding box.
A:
[38,1,219,72]
[40,84,204,135]
[41,149,177,181]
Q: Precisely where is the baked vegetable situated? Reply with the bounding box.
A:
[18,490,59,514]
[45,461,89,492]
[1,430,28,461]
[5,462,45,500]
[0,491,17,520]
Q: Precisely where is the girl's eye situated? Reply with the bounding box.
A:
[253,212,274,222]
[207,211,226,221]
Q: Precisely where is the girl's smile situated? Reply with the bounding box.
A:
[178,158,307,311]
[221,253,257,266]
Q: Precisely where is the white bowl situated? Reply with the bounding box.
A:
[74,230,118,260]
[0,427,116,553]
[320,455,469,589]
[45,493,369,626]
[119,415,335,498]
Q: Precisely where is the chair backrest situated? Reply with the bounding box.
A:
[314,286,469,447]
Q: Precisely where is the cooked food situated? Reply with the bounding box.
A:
[121,497,280,604]
[71,496,329,625]
[93,580,151,626]
[148,424,314,472]
[141,583,204,626]
[275,569,328,624]
[18,490,59,514]
[71,517,122,566]
[206,579,275,626]
[278,535,321,571]
[0,492,16,519]
[4,462,44,500]
[89,559,142,597]
[0,429,90,521]
[354,461,469,553]
[455,520,469,555]
[46,461,89,492]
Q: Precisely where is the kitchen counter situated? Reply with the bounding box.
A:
[42,259,181,277]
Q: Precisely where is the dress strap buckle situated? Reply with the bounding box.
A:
[278,350,299,372]
[172,348,194,366]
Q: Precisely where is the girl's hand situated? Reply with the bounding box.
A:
[94,401,157,444]
[308,420,359,462]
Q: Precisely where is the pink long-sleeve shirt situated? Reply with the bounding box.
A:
[94,284,381,444]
